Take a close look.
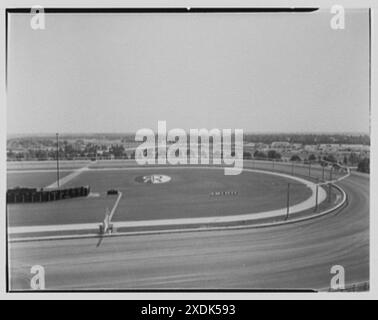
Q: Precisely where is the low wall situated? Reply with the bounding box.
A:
[6,186,90,204]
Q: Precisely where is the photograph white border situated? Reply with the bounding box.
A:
[0,0,376,300]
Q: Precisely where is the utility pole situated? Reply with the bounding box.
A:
[56,133,60,188]
[308,162,311,176]
[315,180,319,211]
[286,183,290,220]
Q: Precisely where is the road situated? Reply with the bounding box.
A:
[8,172,369,290]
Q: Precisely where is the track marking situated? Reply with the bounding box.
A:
[109,192,122,222]
[44,166,90,189]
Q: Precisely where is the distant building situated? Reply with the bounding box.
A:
[339,144,369,152]
[304,145,318,152]
[271,141,290,149]
[291,143,303,150]
[7,148,25,154]
[319,144,340,152]
[244,142,256,148]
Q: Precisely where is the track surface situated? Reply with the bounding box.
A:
[8,172,368,290]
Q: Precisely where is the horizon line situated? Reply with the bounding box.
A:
[7,131,371,137]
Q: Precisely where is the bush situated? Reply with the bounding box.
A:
[253,150,267,159]
[243,152,252,160]
[323,155,337,163]
[290,155,301,162]
[357,158,370,173]
[267,150,282,159]
[308,154,317,161]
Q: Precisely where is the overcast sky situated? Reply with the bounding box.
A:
[7,9,370,134]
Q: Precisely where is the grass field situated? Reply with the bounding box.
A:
[7,171,72,189]
[7,166,312,227]
[7,160,91,171]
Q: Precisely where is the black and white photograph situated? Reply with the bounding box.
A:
[2,2,375,298]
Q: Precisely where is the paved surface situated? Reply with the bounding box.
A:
[8,172,368,290]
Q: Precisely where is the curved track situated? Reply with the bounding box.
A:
[8,172,368,290]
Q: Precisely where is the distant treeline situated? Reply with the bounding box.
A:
[8,133,370,146]
[243,133,370,145]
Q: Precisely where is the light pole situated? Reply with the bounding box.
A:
[56,133,60,188]
[286,183,290,220]
[315,179,319,212]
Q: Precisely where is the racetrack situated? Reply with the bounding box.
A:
[8,171,369,290]
[7,166,314,227]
